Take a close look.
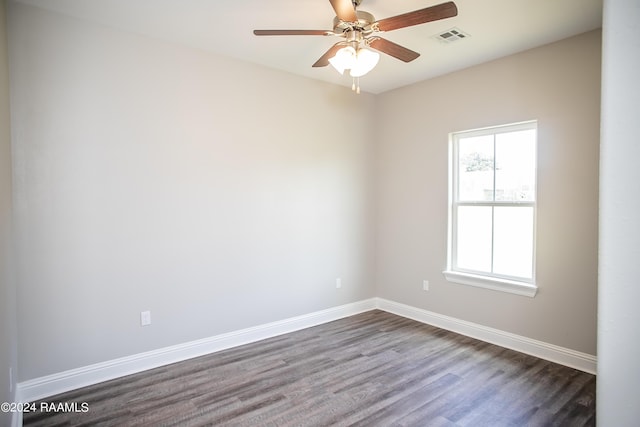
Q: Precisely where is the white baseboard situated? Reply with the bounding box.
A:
[375,298,597,374]
[16,299,377,404]
[16,296,595,410]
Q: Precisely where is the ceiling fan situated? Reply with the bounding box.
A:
[253,0,458,91]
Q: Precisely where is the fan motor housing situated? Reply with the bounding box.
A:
[333,10,375,36]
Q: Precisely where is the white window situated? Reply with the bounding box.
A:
[444,121,538,297]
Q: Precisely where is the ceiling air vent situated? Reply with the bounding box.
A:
[433,27,470,43]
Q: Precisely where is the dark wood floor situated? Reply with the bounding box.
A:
[23,310,595,426]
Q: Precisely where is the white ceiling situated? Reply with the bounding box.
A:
[14,0,603,94]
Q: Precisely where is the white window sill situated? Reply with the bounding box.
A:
[442,270,537,298]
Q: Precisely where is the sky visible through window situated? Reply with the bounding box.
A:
[455,128,536,280]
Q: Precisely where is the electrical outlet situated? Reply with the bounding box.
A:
[140,310,151,326]
[336,278,342,289]
[423,280,429,291]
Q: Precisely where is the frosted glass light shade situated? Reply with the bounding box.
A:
[350,48,380,77]
[329,46,357,74]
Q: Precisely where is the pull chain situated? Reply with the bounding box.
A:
[351,77,361,94]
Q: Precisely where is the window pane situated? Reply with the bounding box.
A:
[495,129,536,201]
[456,206,492,273]
[493,206,534,279]
[458,135,494,202]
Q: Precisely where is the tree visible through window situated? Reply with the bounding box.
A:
[445,121,537,296]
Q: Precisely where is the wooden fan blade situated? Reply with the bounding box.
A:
[375,1,458,32]
[312,43,345,67]
[253,30,332,36]
[329,0,357,22]
[369,38,420,62]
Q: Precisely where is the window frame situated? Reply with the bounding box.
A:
[444,121,538,297]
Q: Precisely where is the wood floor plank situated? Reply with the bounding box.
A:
[23,310,595,426]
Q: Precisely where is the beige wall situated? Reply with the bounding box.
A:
[9,3,376,380]
[0,0,17,422]
[374,30,601,355]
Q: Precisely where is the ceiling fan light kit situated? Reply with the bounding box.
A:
[327,30,380,77]
[253,0,458,93]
